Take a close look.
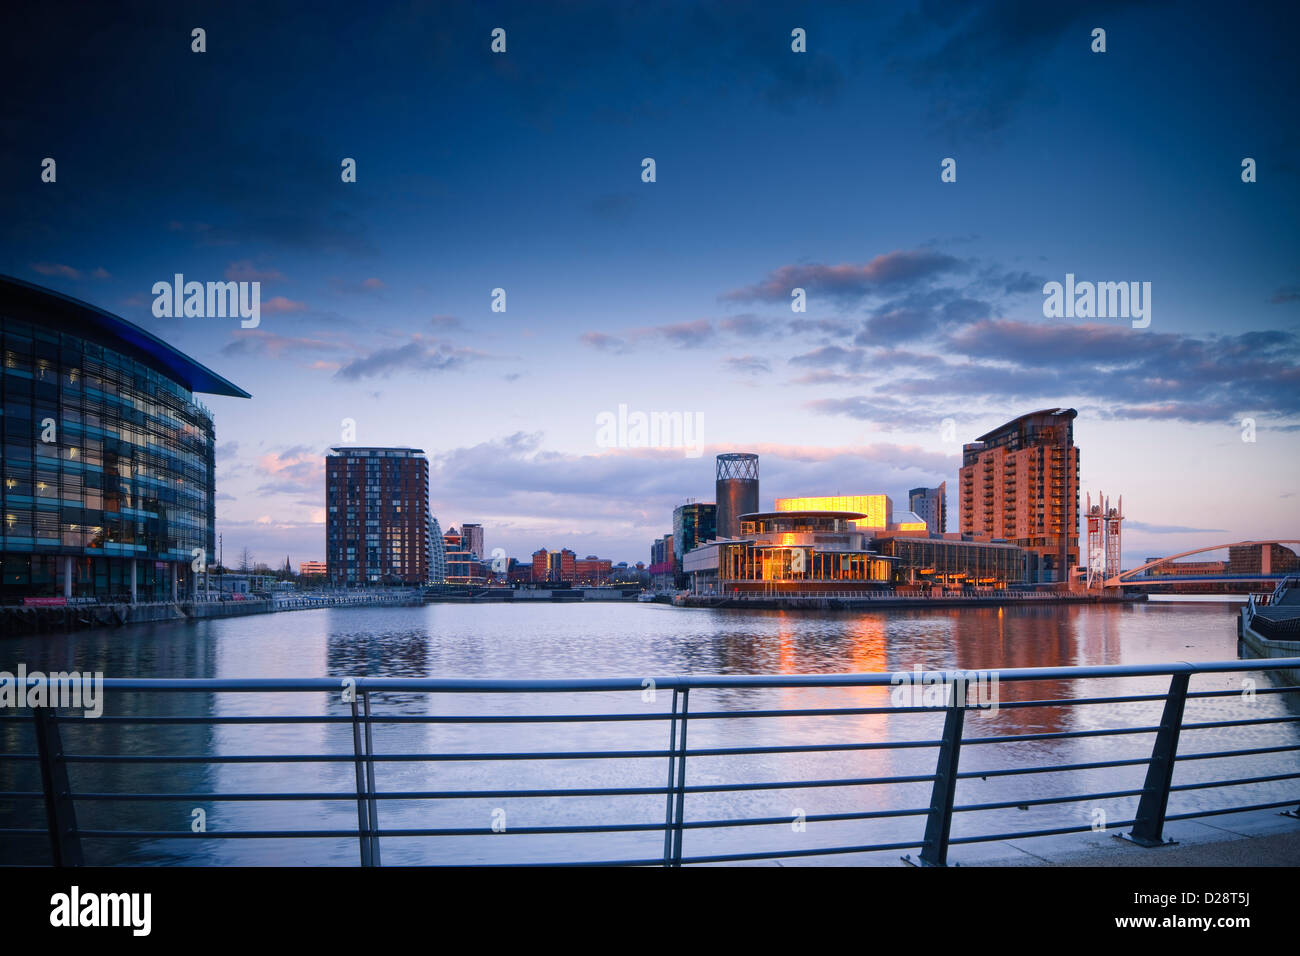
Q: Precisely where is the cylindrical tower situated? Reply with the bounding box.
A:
[715,453,759,540]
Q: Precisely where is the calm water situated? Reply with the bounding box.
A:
[2,601,1296,865]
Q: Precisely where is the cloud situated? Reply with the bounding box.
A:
[580,331,626,352]
[723,355,771,375]
[801,320,1300,429]
[221,329,351,359]
[225,260,286,282]
[31,262,83,280]
[254,444,326,496]
[723,250,965,303]
[329,276,386,294]
[333,337,486,380]
[1125,521,1230,535]
[1270,284,1300,304]
[885,0,1140,135]
[262,295,308,315]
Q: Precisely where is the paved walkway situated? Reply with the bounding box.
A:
[764,808,1300,866]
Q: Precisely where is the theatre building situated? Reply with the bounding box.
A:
[1,276,249,603]
[682,510,895,594]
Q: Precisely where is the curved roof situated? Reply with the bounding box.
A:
[974,407,1075,443]
[0,274,251,398]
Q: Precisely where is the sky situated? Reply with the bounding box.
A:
[1,0,1297,568]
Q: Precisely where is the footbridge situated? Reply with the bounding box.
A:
[1105,540,1299,588]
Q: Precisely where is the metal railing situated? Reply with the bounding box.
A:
[2,658,1298,867]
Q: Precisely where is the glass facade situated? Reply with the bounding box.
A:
[774,495,893,530]
[873,535,1025,588]
[1,281,244,602]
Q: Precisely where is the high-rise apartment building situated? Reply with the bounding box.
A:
[959,409,1079,584]
[673,502,717,587]
[460,522,484,559]
[325,447,429,586]
[908,483,947,534]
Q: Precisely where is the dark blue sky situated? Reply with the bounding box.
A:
[2,0,1297,565]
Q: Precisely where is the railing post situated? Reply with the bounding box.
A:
[671,688,691,866]
[914,697,965,867]
[362,691,381,866]
[32,706,83,866]
[662,689,679,867]
[349,695,375,866]
[1125,670,1190,847]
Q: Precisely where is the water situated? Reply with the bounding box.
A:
[2,601,1296,865]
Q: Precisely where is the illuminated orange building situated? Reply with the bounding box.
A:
[775,495,892,530]
[959,409,1079,585]
[682,511,894,594]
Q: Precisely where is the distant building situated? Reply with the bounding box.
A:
[461,523,484,559]
[444,526,488,584]
[715,453,759,540]
[428,515,446,584]
[959,409,1079,585]
[547,548,577,583]
[298,560,328,576]
[531,548,549,583]
[1228,543,1299,576]
[683,511,894,594]
[673,502,717,586]
[908,483,947,534]
[888,510,928,532]
[776,495,892,530]
[507,561,533,585]
[649,534,674,590]
[326,447,429,586]
[575,555,613,585]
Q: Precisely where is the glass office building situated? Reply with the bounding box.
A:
[1,276,249,603]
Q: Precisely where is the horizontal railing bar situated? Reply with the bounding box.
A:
[962,726,1160,745]
[677,840,926,865]
[957,757,1152,778]
[949,819,1139,844]
[9,658,1295,694]
[1168,771,1300,791]
[1180,715,1300,730]
[73,830,369,839]
[1164,799,1300,821]
[1188,686,1299,699]
[954,788,1145,812]
[1177,744,1300,760]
